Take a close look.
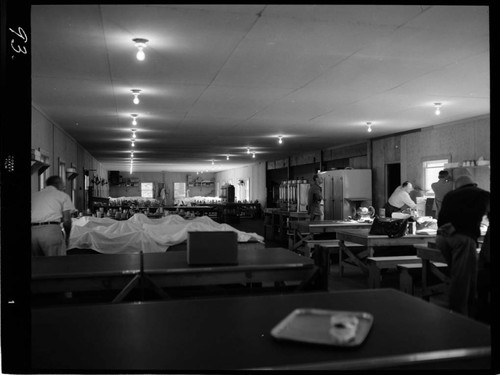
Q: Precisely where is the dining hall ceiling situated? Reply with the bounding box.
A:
[31,4,490,173]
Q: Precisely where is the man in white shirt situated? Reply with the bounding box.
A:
[384,181,417,218]
[31,175,75,256]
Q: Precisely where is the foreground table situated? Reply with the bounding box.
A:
[32,248,319,301]
[335,229,434,275]
[31,289,491,371]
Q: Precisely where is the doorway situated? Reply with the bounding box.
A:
[385,163,401,200]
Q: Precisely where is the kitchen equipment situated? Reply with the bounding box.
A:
[321,169,372,220]
[356,206,375,221]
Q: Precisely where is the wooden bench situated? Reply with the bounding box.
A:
[287,230,313,252]
[306,239,363,255]
[366,256,422,288]
[397,262,448,295]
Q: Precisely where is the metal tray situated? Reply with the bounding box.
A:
[271,308,374,347]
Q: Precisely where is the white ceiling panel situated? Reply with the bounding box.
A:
[31,4,490,172]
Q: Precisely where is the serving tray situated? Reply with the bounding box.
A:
[271,308,373,347]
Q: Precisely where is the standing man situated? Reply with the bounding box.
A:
[32,175,75,256]
[307,174,324,221]
[431,170,453,217]
[436,175,490,316]
[384,181,417,218]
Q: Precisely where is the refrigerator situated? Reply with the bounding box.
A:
[320,169,372,220]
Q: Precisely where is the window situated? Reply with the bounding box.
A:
[423,159,449,196]
[141,182,153,198]
[174,182,186,203]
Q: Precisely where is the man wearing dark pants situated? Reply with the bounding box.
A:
[307,174,323,221]
[31,175,75,256]
[436,175,489,317]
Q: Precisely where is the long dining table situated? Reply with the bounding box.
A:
[31,248,320,302]
[290,220,372,252]
[31,288,491,371]
[335,229,435,275]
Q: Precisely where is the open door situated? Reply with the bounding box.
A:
[385,163,401,201]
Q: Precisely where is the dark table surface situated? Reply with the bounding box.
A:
[32,253,142,279]
[31,288,491,371]
[32,248,314,278]
[143,247,314,273]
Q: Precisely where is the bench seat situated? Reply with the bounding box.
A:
[397,262,448,295]
[366,256,421,288]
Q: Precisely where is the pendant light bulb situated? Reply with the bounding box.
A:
[366,122,372,133]
[131,89,141,105]
[226,155,229,160]
[131,114,139,126]
[247,148,250,154]
[434,103,442,116]
[131,140,135,147]
[278,136,283,144]
[252,152,256,159]
[136,48,145,61]
[133,38,149,61]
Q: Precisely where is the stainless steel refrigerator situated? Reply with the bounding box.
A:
[320,169,372,220]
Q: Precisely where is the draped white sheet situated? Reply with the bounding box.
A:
[69,213,264,254]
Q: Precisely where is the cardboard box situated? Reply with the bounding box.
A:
[187,231,238,265]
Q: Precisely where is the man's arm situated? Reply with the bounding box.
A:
[62,210,72,247]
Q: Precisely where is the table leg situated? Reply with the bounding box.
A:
[339,240,369,275]
[399,269,414,294]
[421,259,429,301]
[368,264,381,288]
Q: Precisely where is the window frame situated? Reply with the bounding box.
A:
[422,157,450,197]
[141,182,154,198]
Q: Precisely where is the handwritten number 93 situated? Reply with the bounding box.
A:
[9,27,28,57]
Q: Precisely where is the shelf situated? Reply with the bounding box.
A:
[445,162,490,169]
[31,160,50,176]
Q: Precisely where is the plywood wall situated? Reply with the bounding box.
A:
[371,115,490,210]
[215,162,266,206]
[32,106,108,211]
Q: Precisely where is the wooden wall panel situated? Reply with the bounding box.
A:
[323,142,368,162]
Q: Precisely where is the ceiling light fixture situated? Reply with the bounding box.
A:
[366,122,372,133]
[247,147,251,154]
[212,160,215,165]
[131,113,139,125]
[252,152,256,158]
[132,38,149,61]
[278,136,283,144]
[226,155,229,160]
[131,129,137,138]
[434,103,442,116]
[131,139,135,147]
[131,89,142,104]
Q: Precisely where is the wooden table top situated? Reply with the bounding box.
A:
[31,289,491,371]
[32,248,314,279]
[32,253,142,279]
[295,220,372,232]
[335,228,435,247]
[143,248,314,274]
